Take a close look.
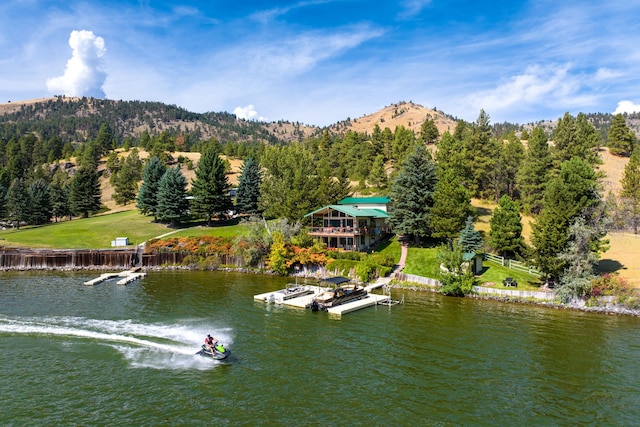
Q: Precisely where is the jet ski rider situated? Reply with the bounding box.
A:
[205,334,218,352]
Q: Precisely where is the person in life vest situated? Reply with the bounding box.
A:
[205,334,217,352]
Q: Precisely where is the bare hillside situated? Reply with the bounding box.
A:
[330,101,458,136]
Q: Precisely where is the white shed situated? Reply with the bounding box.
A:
[111,237,130,247]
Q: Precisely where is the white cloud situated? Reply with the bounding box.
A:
[233,105,267,121]
[595,67,622,81]
[613,100,640,114]
[465,64,598,116]
[46,30,107,98]
[398,0,432,18]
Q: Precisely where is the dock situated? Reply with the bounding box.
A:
[254,285,391,316]
[84,269,146,286]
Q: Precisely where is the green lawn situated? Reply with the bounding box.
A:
[402,245,542,290]
[372,236,402,264]
[0,211,252,249]
[0,211,170,249]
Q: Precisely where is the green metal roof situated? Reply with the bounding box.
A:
[338,197,390,205]
[304,205,389,219]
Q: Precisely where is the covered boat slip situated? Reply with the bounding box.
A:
[254,276,391,316]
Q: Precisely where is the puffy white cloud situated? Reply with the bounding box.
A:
[613,100,640,114]
[233,105,267,121]
[46,30,107,98]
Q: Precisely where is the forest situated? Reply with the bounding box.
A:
[1,97,639,302]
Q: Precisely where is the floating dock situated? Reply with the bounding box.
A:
[84,269,146,286]
[254,286,390,316]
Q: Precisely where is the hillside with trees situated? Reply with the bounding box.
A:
[1,96,639,298]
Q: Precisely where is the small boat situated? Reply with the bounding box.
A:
[309,277,367,312]
[196,343,231,360]
[265,283,315,303]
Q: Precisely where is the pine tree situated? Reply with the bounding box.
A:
[368,154,388,189]
[156,166,189,227]
[516,127,552,214]
[552,112,601,167]
[487,195,524,257]
[458,216,483,252]
[387,144,438,243]
[235,156,262,215]
[531,158,602,281]
[28,178,52,225]
[462,110,499,198]
[418,118,439,145]
[620,146,640,233]
[69,166,102,218]
[113,148,142,205]
[431,169,475,243]
[608,114,638,157]
[6,178,29,228]
[190,146,232,225]
[137,156,166,221]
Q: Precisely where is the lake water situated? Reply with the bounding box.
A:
[1,271,639,425]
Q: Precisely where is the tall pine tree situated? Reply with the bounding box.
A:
[387,144,438,243]
[69,166,102,218]
[156,166,189,227]
[620,146,640,233]
[608,113,638,157]
[430,168,475,243]
[487,195,524,258]
[190,146,232,225]
[137,156,166,221]
[516,127,552,214]
[235,156,262,215]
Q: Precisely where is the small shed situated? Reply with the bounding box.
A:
[111,237,130,247]
[463,252,484,275]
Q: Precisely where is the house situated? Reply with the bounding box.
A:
[304,197,391,251]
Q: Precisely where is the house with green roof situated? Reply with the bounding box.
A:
[304,197,391,251]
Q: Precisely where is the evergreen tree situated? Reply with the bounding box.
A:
[260,144,319,221]
[552,112,601,167]
[28,178,52,225]
[620,146,640,233]
[391,125,417,165]
[458,216,483,252]
[368,154,388,189]
[190,146,232,225]
[516,127,552,214]
[137,156,166,221]
[608,113,637,156]
[387,144,438,243]
[49,176,71,222]
[431,169,475,243]
[69,166,102,218]
[463,110,499,198]
[487,195,524,258]
[235,156,262,215]
[6,178,29,228]
[95,123,115,156]
[113,149,142,205]
[531,157,603,281]
[156,166,189,227]
[418,118,439,145]
[556,217,600,302]
[496,133,524,199]
[0,184,6,221]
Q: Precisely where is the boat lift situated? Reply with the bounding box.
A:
[376,284,404,307]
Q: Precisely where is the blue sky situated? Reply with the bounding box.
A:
[1,0,639,126]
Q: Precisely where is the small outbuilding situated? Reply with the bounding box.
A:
[463,252,484,275]
[111,237,130,247]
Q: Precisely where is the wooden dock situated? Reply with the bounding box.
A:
[84,269,146,286]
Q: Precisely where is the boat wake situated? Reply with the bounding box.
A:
[0,315,233,370]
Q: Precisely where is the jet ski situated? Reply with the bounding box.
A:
[197,343,230,360]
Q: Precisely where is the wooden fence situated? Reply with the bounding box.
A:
[484,253,541,276]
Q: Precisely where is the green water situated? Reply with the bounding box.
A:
[1,271,639,425]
